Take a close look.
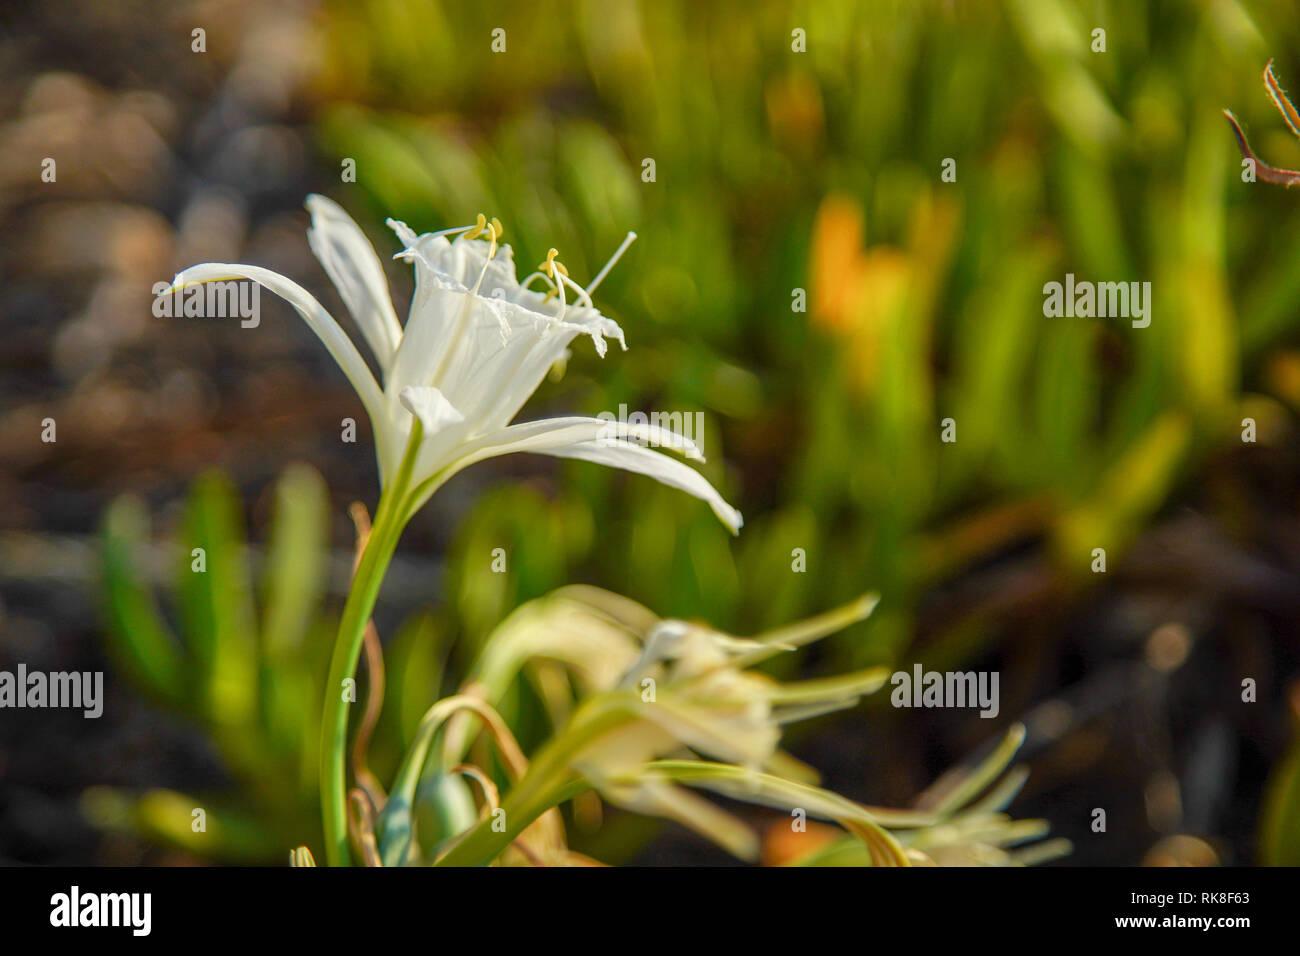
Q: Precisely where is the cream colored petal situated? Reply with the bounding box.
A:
[413,420,738,528]
[457,317,597,432]
[588,776,759,861]
[169,262,386,432]
[406,412,721,512]
[387,285,504,409]
[536,439,743,534]
[455,415,704,462]
[305,194,403,373]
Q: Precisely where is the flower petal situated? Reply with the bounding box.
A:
[169,263,385,423]
[457,416,704,461]
[440,314,575,430]
[385,226,631,444]
[465,314,624,432]
[169,262,396,481]
[392,229,521,298]
[399,385,465,434]
[387,285,488,395]
[540,439,742,533]
[441,425,740,532]
[305,194,403,373]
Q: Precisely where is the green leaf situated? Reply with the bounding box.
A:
[100,496,186,708]
[177,472,258,732]
[377,696,480,866]
[915,724,1027,817]
[261,464,329,659]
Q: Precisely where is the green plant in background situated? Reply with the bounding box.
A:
[307,0,1300,663]
[93,468,1066,866]
[303,0,1300,860]
[83,0,1300,865]
[1260,703,1300,865]
[92,466,335,860]
[367,587,1065,867]
[1226,59,1300,868]
[91,462,473,863]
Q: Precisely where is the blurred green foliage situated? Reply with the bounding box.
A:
[304,0,1300,861]
[92,467,335,859]
[311,0,1300,671]
[90,0,1300,862]
[94,466,475,861]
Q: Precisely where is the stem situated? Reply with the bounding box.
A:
[319,426,422,866]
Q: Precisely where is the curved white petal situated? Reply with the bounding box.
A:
[305,194,403,373]
[388,285,488,396]
[456,416,704,462]
[489,334,615,430]
[440,425,740,533]
[169,263,385,418]
[169,262,391,477]
[386,217,419,249]
[540,440,742,533]
[438,310,575,429]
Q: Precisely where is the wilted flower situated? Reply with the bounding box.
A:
[432,590,894,862]
[171,196,742,532]
[412,587,1068,867]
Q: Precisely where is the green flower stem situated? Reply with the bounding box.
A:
[319,425,422,867]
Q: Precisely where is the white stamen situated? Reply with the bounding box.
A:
[559,272,594,310]
[586,231,637,295]
[429,222,482,241]
[469,233,499,297]
[552,264,568,321]
[520,272,558,298]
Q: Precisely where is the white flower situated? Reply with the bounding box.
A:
[170,195,742,532]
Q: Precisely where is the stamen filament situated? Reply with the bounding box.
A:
[586,231,637,295]
[519,271,554,292]
[559,272,593,309]
[429,222,481,241]
[469,229,500,297]
[552,265,568,319]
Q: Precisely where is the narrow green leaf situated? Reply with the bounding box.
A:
[100,496,186,707]
[178,472,258,732]
[261,463,329,659]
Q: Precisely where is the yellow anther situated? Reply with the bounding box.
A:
[539,248,569,279]
[462,214,504,255]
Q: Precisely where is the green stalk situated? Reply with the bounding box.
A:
[319,425,422,866]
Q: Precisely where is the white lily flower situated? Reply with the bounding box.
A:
[170,195,742,532]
